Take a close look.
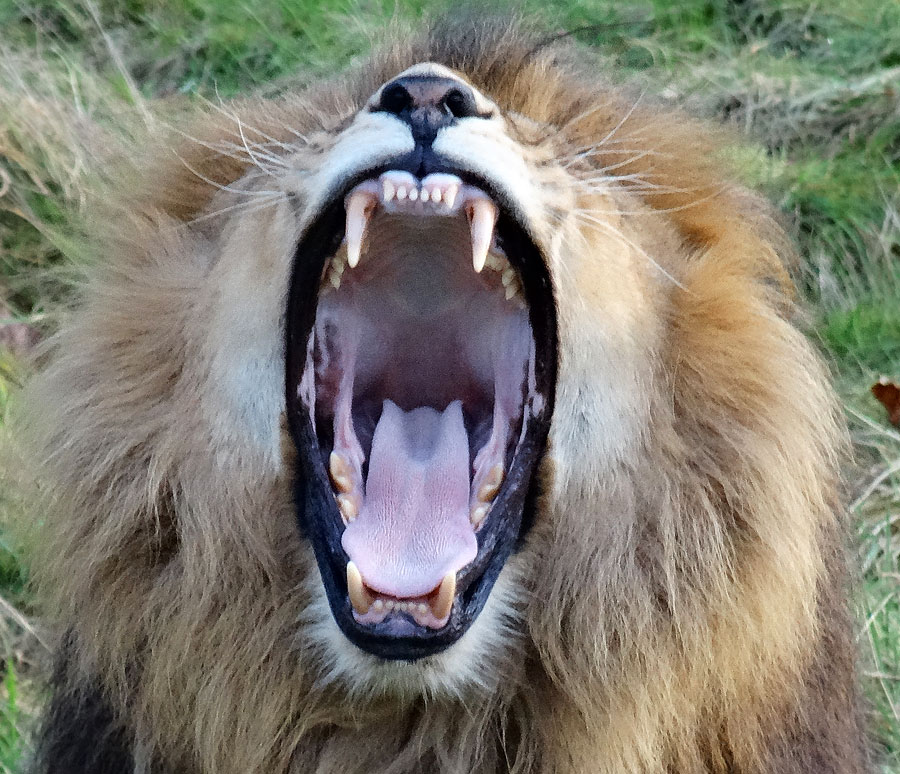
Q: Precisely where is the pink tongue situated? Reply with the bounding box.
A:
[341,399,477,598]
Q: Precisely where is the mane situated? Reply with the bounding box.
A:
[15,13,865,773]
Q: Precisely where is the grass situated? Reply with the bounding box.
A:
[0,0,898,770]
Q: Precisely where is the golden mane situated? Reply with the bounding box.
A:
[17,13,869,774]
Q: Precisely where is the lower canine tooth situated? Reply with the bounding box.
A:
[347,562,371,614]
[433,572,456,620]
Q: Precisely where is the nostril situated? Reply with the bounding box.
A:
[442,88,478,119]
[379,82,413,116]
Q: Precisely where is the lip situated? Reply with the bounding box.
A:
[284,154,558,660]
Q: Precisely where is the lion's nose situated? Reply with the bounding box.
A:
[374,76,481,145]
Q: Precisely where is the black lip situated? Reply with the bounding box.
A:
[284,154,558,661]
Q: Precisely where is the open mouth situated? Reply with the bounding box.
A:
[285,163,557,660]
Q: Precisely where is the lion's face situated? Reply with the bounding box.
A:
[284,62,563,663]
[190,56,671,692]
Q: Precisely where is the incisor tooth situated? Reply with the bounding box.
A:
[382,179,395,202]
[397,186,407,200]
[329,452,352,493]
[443,185,457,210]
[467,198,497,273]
[345,191,375,269]
[433,572,456,620]
[409,187,419,201]
[347,562,371,614]
[430,187,442,203]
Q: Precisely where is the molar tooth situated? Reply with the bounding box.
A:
[344,190,376,269]
[433,573,456,620]
[329,452,352,493]
[501,267,516,287]
[467,197,498,273]
[478,464,505,502]
[505,282,522,302]
[337,494,357,524]
[347,562,372,615]
[470,504,489,528]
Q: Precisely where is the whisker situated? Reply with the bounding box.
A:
[572,212,686,289]
[186,193,285,226]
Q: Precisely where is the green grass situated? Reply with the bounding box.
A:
[1,0,899,770]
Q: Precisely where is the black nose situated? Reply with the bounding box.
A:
[374,75,482,145]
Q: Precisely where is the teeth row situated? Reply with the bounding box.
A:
[347,562,456,620]
[470,463,504,530]
[325,171,520,284]
[381,171,460,211]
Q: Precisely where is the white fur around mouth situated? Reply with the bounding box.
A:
[303,169,535,630]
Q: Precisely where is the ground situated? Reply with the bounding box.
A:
[0,1,898,771]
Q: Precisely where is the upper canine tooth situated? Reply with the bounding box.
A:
[433,572,456,620]
[344,190,376,269]
[467,197,498,274]
[347,562,372,615]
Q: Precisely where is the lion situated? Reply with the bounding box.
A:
[16,14,871,774]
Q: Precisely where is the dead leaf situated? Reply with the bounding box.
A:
[872,378,900,426]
